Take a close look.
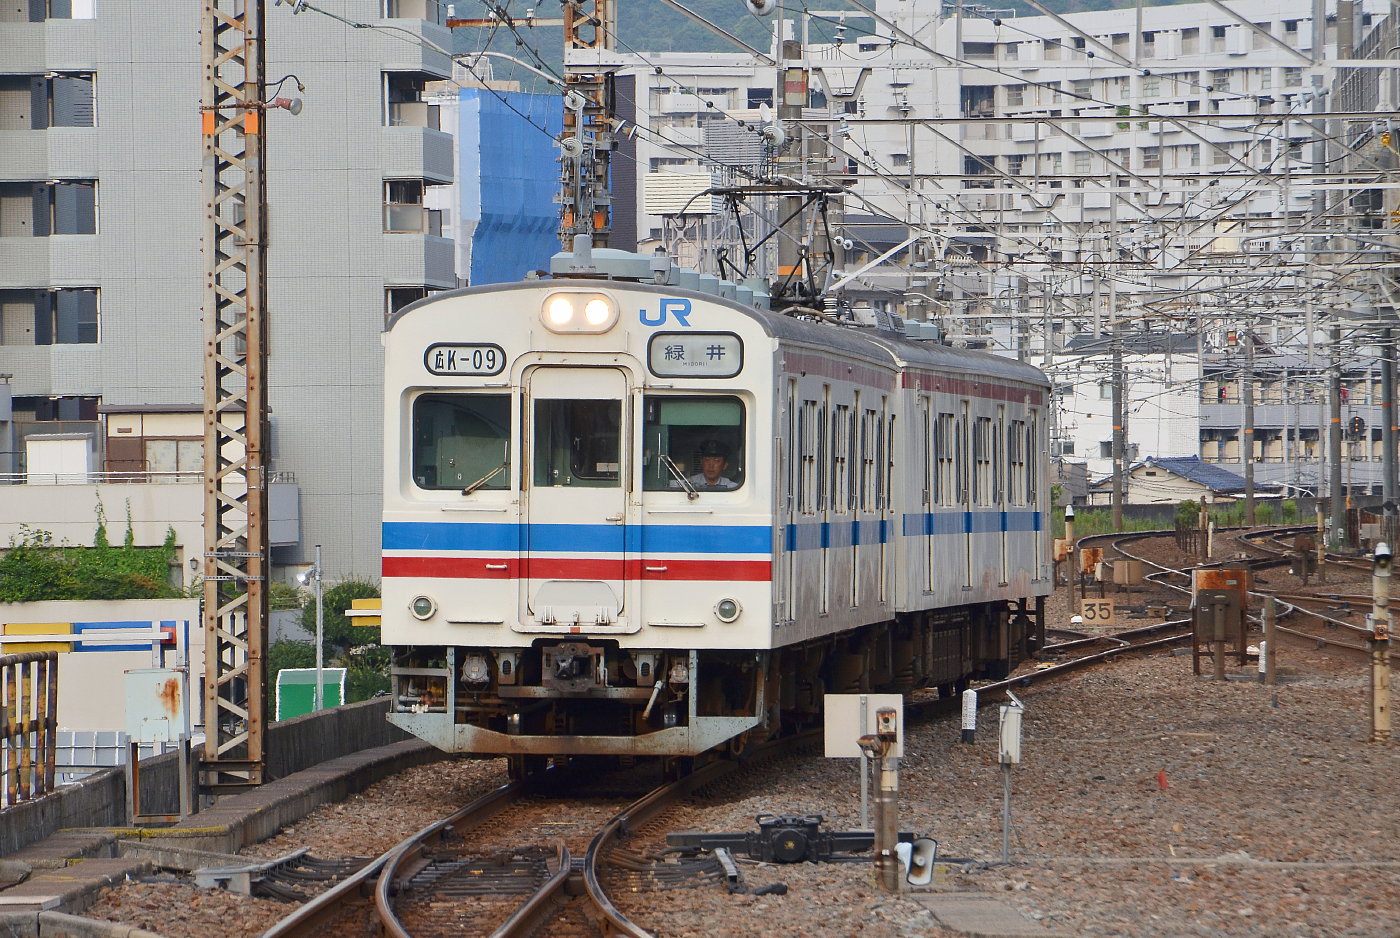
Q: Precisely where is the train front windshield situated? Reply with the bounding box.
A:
[409,391,745,494]
[642,395,745,491]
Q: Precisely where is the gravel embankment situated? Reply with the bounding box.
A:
[85,533,1400,937]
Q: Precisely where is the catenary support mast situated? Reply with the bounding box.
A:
[200,0,269,789]
[561,0,615,246]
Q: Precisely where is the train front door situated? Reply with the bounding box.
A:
[521,366,633,632]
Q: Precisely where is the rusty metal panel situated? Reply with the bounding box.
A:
[124,668,190,744]
[1079,546,1102,576]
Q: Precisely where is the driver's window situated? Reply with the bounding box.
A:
[412,393,511,490]
[642,395,745,492]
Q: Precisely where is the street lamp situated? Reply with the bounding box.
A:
[296,544,324,711]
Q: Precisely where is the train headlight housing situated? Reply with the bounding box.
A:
[715,598,742,623]
[540,292,618,333]
[410,595,437,620]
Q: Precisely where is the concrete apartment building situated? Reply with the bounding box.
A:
[0,1,454,578]
[621,0,1392,498]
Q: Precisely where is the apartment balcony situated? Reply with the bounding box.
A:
[382,233,456,290]
[380,125,454,185]
[0,240,50,287]
[0,129,100,181]
[0,235,101,289]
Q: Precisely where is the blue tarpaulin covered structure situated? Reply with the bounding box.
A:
[459,89,563,285]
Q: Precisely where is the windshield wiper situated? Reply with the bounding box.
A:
[659,454,699,500]
[462,443,509,496]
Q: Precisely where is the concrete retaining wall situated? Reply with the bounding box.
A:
[0,698,409,856]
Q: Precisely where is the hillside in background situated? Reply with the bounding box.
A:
[452,0,1203,74]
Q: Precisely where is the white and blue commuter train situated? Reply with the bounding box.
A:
[381,247,1052,769]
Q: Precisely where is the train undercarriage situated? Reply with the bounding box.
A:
[387,597,1044,774]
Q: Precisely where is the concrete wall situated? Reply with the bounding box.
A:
[0,698,409,856]
[0,483,202,584]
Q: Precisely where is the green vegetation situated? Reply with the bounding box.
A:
[1054,507,1165,538]
[295,578,389,704]
[0,508,181,602]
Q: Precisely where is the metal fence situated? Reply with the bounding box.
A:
[1,652,58,808]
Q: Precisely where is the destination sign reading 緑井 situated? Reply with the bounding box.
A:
[425,344,506,376]
[647,333,743,378]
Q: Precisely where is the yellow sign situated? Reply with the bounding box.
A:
[1,622,74,654]
[347,598,382,627]
[1079,599,1116,626]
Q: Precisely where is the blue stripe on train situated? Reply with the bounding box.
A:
[385,511,1042,557]
[382,521,773,555]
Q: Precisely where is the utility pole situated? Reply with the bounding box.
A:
[1330,323,1346,548]
[1384,326,1397,543]
[1243,327,1256,525]
[200,0,269,789]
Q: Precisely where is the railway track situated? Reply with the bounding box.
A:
[260,743,809,938]
[952,523,1391,709]
[1082,525,1394,663]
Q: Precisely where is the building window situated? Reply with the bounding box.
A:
[962,42,996,59]
[1210,70,1231,93]
[2,289,98,345]
[2,181,97,235]
[1099,381,1113,400]
[1006,85,1024,107]
[1142,74,1160,97]
[1071,79,1092,99]
[1099,441,1112,458]
[385,0,447,25]
[746,88,773,108]
[1006,154,1024,175]
[18,0,95,20]
[26,73,95,128]
[1283,67,1303,88]
[961,86,995,118]
[383,180,441,234]
[386,287,429,320]
[1141,146,1160,169]
[1072,151,1091,174]
[1181,27,1199,54]
[1,182,95,236]
[383,72,439,130]
[5,288,99,345]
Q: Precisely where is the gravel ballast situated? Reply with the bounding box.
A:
[82,533,1400,937]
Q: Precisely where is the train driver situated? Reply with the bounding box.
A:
[687,440,738,491]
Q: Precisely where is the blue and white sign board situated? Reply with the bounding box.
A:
[275,668,347,720]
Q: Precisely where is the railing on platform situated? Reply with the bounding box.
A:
[1,652,59,808]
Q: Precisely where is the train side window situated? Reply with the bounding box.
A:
[534,399,620,487]
[935,412,956,506]
[641,395,745,492]
[412,393,511,490]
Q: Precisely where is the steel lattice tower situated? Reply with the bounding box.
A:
[200,0,269,789]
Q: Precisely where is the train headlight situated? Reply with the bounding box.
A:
[410,595,437,620]
[540,292,618,333]
[545,296,574,327]
[714,598,742,623]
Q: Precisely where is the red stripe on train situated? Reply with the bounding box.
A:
[382,556,772,581]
